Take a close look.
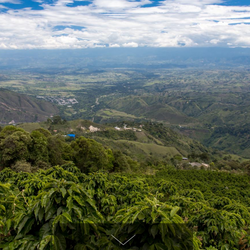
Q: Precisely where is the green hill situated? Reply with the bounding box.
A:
[106,96,195,124]
[18,119,228,164]
[0,89,58,124]
[104,92,250,158]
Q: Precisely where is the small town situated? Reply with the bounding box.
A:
[36,96,78,106]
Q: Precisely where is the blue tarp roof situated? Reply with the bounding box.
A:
[67,134,75,137]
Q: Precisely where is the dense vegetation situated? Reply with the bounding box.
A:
[0,125,135,174]
[12,119,247,172]
[0,122,249,249]
[0,166,249,249]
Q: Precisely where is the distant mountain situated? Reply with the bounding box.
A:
[0,48,250,71]
[0,89,58,124]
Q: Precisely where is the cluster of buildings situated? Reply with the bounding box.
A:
[8,120,16,125]
[182,157,210,169]
[36,96,78,106]
[59,125,101,137]
[114,124,142,132]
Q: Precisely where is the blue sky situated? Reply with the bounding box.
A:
[0,0,248,9]
[0,0,249,49]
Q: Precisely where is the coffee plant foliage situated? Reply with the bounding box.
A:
[0,126,249,249]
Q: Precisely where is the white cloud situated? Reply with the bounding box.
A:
[210,39,220,44]
[0,0,249,48]
[122,42,138,47]
[109,43,120,47]
[0,0,20,3]
[92,0,151,10]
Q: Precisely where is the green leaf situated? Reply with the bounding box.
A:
[83,222,90,235]
[6,219,12,231]
[131,206,148,223]
[52,215,62,234]
[38,235,52,250]
[47,188,56,198]
[151,211,158,222]
[26,240,39,250]
[170,207,179,218]
[39,223,50,240]
[22,218,35,235]
[45,200,52,214]
[149,244,156,250]
[17,215,30,234]
[72,206,82,220]
[66,196,73,210]
[57,207,63,216]
[67,188,72,196]
[61,212,72,222]
[154,242,167,250]
[73,195,85,206]
[34,203,41,220]
[7,242,14,250]
[0,204,6,212]
[41,194,50,208]
[151,224,158,238]
[38,207,45,222]
[54,196,61,204]
[60,188,67,198]
[138,213,145,221]
[45,206,56,221]
[221,244,229,250]
[54,234,66,250]
[14,213,26,230]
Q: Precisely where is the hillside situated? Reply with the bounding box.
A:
[1,69,250,158]
[16,119,244,167]
[98,91,250,157]
[0,118,249,249]
[0,89,59,124]
[19,119,206,158]
[105,96,195,124]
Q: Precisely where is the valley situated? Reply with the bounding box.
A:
[0,0,250,247]
[1,68,250,157]
[1,60,250,250]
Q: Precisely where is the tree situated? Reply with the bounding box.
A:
[112,150,131,172]
[29,131,49,167]
[52,115,63,125]
[47,135,73,166]
[33,128,51,138]
[0,125,27,141]
[71,136,114,173]
[0,130,32,167]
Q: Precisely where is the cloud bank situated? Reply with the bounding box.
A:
[0,0,249,49]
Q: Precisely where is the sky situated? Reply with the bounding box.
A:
[0,0,249,49]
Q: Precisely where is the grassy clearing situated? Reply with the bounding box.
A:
[96,109,138,119]
[117,140,180,157]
